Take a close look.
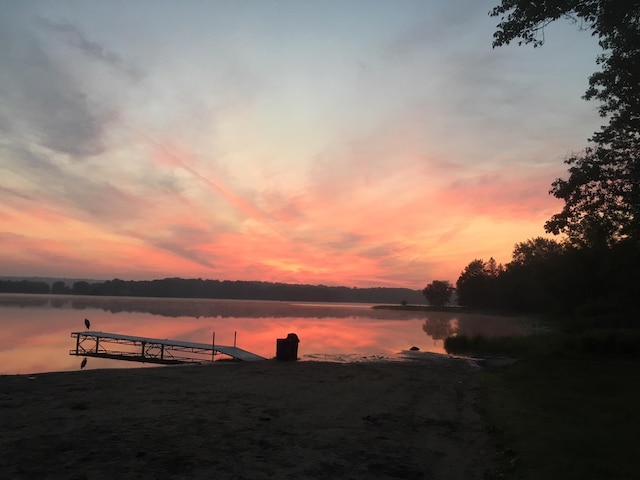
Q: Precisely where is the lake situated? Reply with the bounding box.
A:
[0,294,531,374]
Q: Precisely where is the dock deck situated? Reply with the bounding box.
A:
[70,331,266,364]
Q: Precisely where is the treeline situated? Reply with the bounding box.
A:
[0,280,50,294]
[0,277,425,304]
[455,238,640,320]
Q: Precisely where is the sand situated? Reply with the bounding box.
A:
[0,355,497,479]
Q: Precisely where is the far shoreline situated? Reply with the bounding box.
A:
[372,304,526,316]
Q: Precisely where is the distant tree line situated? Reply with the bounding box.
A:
[0,280,50,294]
[0,277,425,304]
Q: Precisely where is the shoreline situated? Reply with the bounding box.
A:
[0,357,496,479]
[2,349,470,378]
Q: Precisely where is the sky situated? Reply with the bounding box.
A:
[0,0,603,289]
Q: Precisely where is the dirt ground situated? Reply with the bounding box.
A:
[0,356,497,479]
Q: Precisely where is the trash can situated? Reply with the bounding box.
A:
[276,333,300,361]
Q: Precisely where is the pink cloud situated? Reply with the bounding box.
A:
[0,114,568,288]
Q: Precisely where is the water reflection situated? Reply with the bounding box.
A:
[0,294,530,375]
[422,311,531,340]
[0,294,418,319]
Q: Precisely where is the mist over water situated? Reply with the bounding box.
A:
[0,294,530,374]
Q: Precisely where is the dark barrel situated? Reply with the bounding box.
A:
[276,333,300,361]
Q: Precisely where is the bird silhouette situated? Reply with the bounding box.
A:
[80,358,87,369]
[84,318,90,330]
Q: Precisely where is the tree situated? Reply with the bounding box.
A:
[72,281,95,295]
[500,238,566,311]
[545,146,639,248]
[456,259,501,309]
[485,256,504,276]
[510,237,565,266]
[491,1,640,247]
[422,280,455,307]
[51,281,70,294]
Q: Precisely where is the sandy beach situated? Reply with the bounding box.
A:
[0,355,497,479]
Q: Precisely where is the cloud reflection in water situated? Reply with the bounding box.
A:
[0,295,529,374]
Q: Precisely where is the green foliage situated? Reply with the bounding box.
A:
[421,280,454,307]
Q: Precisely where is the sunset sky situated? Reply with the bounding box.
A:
[0,1,603,289]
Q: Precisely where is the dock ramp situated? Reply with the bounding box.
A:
[70,331,266,365]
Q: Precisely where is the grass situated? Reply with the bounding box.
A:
[447,320,640,480]
[478,357,640,480]
[445,328,640,359]
[439,311,640,478]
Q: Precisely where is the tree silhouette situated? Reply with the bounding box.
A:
[456,258,503,309]
[422,316,456,340]
[491,0,640,247]
[422,280,455,307]
[510,237,564,266]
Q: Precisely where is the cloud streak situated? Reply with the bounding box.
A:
[0,13,111,158]
[35,16,142,80]
[0,1,603,287]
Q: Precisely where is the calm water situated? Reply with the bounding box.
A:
[0,294,531,374]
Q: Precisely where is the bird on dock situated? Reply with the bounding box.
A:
[80,358,87,369]
[84,318,90,330]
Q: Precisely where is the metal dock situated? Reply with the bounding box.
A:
[70,331,266,365]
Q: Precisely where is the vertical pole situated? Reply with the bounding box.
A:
[75,333,80,354]
[141,341,146,359]
[95,336,99,354]
[234,331,237,348]
[212,331,215,362]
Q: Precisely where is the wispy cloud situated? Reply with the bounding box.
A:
[0,1,603,286]
[35,16,142,80]
[0,16,110,157]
